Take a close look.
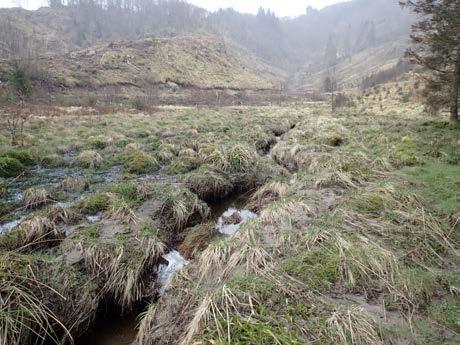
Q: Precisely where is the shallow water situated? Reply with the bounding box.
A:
[216,208,257,235]
[156,250,188,295]
[0,218,23,234]
[74,308,139,345]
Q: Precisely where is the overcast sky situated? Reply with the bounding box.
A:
[0,0,348,17]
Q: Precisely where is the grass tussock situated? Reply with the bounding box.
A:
[0,214,63,251]
[23,187,51,209]
[123,151,160,175]
[78,233,165,308]
[343,184,456,264]
[179,222,216,259]
[157,186,210,233]
[259,200,316,227]
[0,254,71,345]
[183,165,233,200]
[74,150,103,168]
[326,307,383,345]
[108,201,139,224]
[247,180,289,212]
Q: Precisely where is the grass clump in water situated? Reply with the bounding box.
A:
[73,150,103,169]
[59,176,89,192]
[0,148,34,165]
[0,157,25,177]
[23,187,51,209]
[123,151,159,175]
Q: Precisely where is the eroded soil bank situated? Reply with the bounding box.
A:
[71,188,257,345]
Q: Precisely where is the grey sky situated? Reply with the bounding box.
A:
[0,0,348,16]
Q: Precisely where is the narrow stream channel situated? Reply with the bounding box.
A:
[73,190,257,345]
[74,305,139,345]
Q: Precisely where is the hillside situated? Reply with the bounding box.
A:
[0,0,414,96]
[292,38,410,92]
[41,34,278,90]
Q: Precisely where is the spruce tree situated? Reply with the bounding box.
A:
[400,0,460,122]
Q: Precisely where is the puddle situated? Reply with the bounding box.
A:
[0,218,23,234]
[86,214,102,223]
[156,250,188,295]
[216,208,257,235]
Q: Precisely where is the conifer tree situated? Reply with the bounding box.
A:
[400,0,460,122]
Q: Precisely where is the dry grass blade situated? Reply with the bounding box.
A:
[109,201,139,224]
[23,188,51,209]
[0,254,72,345]
[179,294,213,345]
[326,307,383,345]
[17,215,63,250]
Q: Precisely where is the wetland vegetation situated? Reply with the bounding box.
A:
[0,0,459,344]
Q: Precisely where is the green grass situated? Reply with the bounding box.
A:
[78,192,112,214]
[281,248,339,291]
[122,151,160,175]
[398,160,460,213]
[200,315,305,345]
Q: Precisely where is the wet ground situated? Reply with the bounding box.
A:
[74,306,139,345]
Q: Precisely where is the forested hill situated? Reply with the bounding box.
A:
[0,0,414,91]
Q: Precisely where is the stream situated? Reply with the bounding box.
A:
[75,131,287,345]
[73,190,258,345]
[10,130,288,345]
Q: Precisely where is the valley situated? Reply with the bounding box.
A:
[0,0,459,344]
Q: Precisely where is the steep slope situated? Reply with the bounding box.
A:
[296,38,410,91]
[2,34,280,91]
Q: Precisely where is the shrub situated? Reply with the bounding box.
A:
[123,151,159,175]
[0,157,25,178]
